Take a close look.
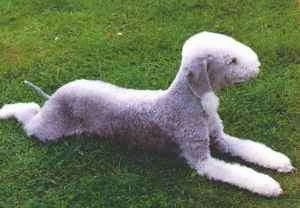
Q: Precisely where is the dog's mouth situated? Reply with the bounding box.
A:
[232,74,256,85]
[225,75,246,86]
[233,81,245,86]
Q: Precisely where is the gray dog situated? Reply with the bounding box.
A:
[0,32,294,197]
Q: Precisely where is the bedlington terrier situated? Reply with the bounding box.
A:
[0,32,295,197]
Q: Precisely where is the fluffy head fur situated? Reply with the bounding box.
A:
[181,32,261,90]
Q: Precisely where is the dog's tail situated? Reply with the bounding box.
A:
[24,80,50,99]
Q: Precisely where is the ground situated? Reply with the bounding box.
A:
[0,0,299,207]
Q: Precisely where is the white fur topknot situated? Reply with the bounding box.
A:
[182,32,260,68]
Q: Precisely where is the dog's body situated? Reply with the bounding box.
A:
[0,32,294,197]
[33,79,179,150]
[21,79,209,155]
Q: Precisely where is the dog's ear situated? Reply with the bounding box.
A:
[186,58,212,98]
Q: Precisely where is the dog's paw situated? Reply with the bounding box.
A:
[277,163,295,173]
[272,152,294,173]
[251,175,282,197]
[0,105,13,119]
[0,103,40,120]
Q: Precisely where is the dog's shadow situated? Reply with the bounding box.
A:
[0,121,277,203]
[33,135,194,188]
[34,135,274,194]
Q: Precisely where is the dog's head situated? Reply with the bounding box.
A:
[182,32,260,93]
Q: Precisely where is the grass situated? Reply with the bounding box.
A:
[0,0,299,207]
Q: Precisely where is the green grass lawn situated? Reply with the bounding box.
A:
[0,0,299,207]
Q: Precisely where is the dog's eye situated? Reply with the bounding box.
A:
[229,57,237,64]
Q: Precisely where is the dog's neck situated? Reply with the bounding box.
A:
[200,91,219,116]
[166,65,219,115]
[167,70,190,96]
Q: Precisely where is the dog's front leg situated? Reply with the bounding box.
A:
[209,114,295,173]
[216,133,295,173]
[179,126,282,197]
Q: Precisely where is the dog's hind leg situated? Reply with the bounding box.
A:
[23,112,65,142]
[23,100,81,143]
[0,102,73,142]
[0,103,40,124]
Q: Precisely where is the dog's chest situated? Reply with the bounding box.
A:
[200,92,221,132]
